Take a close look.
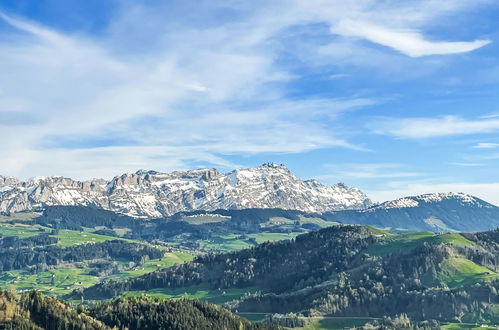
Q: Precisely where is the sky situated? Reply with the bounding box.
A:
[1,0,499,205]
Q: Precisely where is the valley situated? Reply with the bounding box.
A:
[0,167,498,328]
[0,206,497,328]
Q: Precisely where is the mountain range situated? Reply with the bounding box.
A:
[1,163,499,233]
[0,163,370,218]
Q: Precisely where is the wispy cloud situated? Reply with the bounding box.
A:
[319,163,423,180]
[371,115,499,139]
[480,113,499,119]
[473,142,499,149]
[333,20,490,57]
[449,162,485,167]
[0,9,376,179]
[0,0,495,179]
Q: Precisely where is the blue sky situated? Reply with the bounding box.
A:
[1,0,499,204]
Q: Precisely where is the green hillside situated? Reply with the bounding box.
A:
[366,231,474,256]
[423,257,498,289]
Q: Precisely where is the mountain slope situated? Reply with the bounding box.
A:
[0,163,371,218]
[330,193,499,232]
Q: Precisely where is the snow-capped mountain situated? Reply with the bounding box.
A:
[331,192,499,232]
[370,192,490,211]
[0,163,371,218]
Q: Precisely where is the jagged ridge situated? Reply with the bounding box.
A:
[0,163,371,218]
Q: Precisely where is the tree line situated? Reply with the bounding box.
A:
[0,290,279,330]
[0,237,163,272]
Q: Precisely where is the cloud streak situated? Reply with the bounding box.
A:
[473,142,499,149]
[371,116,499,139]
[333,20,490,57]
[319,163,423,180]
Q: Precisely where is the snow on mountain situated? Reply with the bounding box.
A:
[370,192,492,211]
[0,163,372,218]
[332,192,499,232]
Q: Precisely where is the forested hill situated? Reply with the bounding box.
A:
[76,225,381,298]
[0,290,278,330]
[76,225,499,323]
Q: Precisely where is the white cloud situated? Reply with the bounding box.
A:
[480,113,499,119]
[11,146,239,180]
[333,19,490,57]
[0,10,377,179]
[371,115,499,139]
[449,162,485,167]
[0,0,495,179]
[368,182,499,206]
[318,163,422,180]
[473,142,499,149]
[327,73,351,80]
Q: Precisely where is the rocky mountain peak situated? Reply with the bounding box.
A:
[0,163,372,218]
[258,162,287,169]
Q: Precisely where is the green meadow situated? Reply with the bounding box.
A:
[367,231,474,257]
[125,284,259,305]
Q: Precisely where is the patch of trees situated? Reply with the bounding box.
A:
[0,290,107,329]
[0,233,58,249]
[361,314,441,330]
[267,313,306,327]
[0,240,163,271]
[36,206,141,231]
[461,229,499,271]
[0,290,278,330]
[90,296,278,330]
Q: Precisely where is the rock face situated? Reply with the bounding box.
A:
[0,163,372,218]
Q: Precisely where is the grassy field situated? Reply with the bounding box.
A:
[52,229,132,247]
[248,232,300,244]
[422,257,499,289]
[0,221,195,295]
[0,267,100,295]
[365,226,395,236]
[237,313,270,322]
[295,317,379,330]
[181,214,230,225]
[0,223,50,238]
[199,232,300,251]
[441,323,498,329]
[125,284,258,305]
[260,216,338,230]
[0,212,40,222]
[110,252,194,279]
[200,234,253,251]
[367,232,474,257]
[430,233,475,246]
[0,224,130,246]
[0,251,193,295]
